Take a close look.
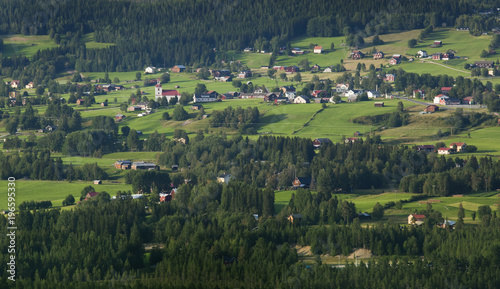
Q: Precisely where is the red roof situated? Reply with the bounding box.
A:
[411,214,426,219]
[441,87,452,91]
[162,90,179,96]
[463,96,474,101]
[314,46,322,50]
[450,142,465,147]
[438,147,451,151]
[87,192,99,198]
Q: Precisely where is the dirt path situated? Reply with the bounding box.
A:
[422,60,469,74]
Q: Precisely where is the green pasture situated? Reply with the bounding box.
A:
[405,28,492,62]
[0,35,58,58]
[294,99,400,141]
[217,51,271,68]
[0,180,133,209]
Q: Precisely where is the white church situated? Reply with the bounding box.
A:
[155,81,181,102]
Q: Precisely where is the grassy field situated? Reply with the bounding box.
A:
[0,33,115,59]
[0,35,58,58]
[0,180,133,209]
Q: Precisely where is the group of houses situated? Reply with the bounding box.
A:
[416,142,467,155]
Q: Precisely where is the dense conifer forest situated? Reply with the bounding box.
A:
[0,0,498,82]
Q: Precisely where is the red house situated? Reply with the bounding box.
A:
[389,58,400,65]
[373,51,384,59]
[432,53,442,60]
[350,51,365,59]
[384,74,395,82]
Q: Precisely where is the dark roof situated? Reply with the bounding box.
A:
[290,213,303,218]
[314,138,332,144]
[296,177,312,185]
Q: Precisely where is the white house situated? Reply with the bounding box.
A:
[323,67,332,73]
[417,50,428,58]
[313,46,323,54]
[344,89,364,97]
[285,91,296,100]
[335,83,349,92]
[367,90,381,98]
[144,66,157,74]
[434,95,449,104]
[293,95,310,103]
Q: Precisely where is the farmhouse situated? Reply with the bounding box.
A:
[25,82,34,89]
[263,93,278,102]
[238,70,252,78]
[10,80,20,88]
[417,50,428,58]
[424,105,439,113]
[335,83,349,92]
[408,214,426,225]
[171,65,186,73]
[115,114,125,121]
[127,106,142,112]
[384,74,395,82]
[291,48,304,55]
[434,40,442,47]
[292,177,311,188]
[350,50,364,59]
[312,138,332,149]
[94,180,102,185]
[85,192,99,201]
[373,51,384,59]
[243,47,253,52]
[274,96,288,104]
[434,94,449,104]
[313,46,323,54]
[193,91,219,103]
[144,66,156,74]
[115,160,132,169]
[131,161,158,170]
[438,147,452,155]
[367,90,381,98]
[323,67,332,73]
[344,89,364,97]
[287,214,303,224]
[474,60,494,68]
[389,58,401,65]
[155,82,181,102]
[217,173,233,184]
[449,142,467,152]
[285,66,299,74]
[374,102,384,107]
[293,95,310,104]
[76,99,85,105]
[432,53,442,60]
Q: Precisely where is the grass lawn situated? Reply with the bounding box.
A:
[0,180,133,209]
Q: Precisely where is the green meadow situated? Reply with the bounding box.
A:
[0,35,58,58]
[0,180,133,209]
